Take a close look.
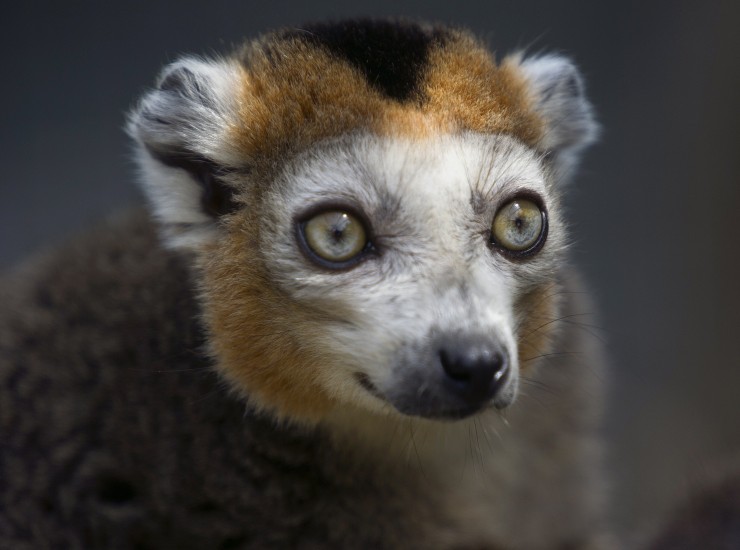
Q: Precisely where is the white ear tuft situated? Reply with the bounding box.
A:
[518,54,598,178]
[127,57,244,250]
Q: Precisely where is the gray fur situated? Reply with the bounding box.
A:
[126,58,244,249]
[129,57,241,165]
[0,212,460,549]
[519,54,598,179]
[0,211,608,549]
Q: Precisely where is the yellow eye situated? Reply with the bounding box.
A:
[302,210,368,264]
[491,198,546,254]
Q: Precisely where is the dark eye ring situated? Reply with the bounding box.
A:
[490,195,548,258]
[296,207,373,269]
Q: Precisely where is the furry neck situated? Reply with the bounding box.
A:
[319,404,510,478]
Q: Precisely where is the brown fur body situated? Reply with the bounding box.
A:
[0,212,605,548]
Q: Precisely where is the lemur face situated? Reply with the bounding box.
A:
[260,133,565,420]
[128,20,596,423]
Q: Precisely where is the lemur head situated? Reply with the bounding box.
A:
[128,20,597,424]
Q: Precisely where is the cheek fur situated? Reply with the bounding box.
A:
[515,281,562,371]
[197,215,337,423]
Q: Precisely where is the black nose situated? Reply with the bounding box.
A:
[438,338,509,406]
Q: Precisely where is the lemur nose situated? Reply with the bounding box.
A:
[439,339,509,405]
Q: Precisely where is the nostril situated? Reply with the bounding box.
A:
[439,349,473,381]
[440,348,503,380]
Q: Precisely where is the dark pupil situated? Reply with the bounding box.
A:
[330,224,345,242]
[514,216,524,230]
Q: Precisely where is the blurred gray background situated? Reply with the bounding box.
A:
[2,0,739,545]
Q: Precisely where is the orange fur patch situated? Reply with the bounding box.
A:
[515,281,562,372]
[198,210,338,422]
[421,33,542,143]
[229,29,543,172]
[231,39,384,169]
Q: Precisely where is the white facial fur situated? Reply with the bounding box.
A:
[128,52,596,254]
[260,133,566,419]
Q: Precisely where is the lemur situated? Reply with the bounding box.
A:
[0,19,608,549]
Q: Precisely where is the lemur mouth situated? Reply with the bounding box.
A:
[354,372,495,420]
[355,373,386,402]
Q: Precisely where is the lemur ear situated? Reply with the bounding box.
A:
[127,57,244,249]
[517,54,598,178]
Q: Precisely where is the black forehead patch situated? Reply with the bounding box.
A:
[284,19,450,103]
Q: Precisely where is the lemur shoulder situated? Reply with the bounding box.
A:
[0,19,609,549]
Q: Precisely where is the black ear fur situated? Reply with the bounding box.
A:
[146,146,238,218]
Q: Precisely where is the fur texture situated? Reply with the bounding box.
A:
[0,211,607,549]
[1,19,607,549]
